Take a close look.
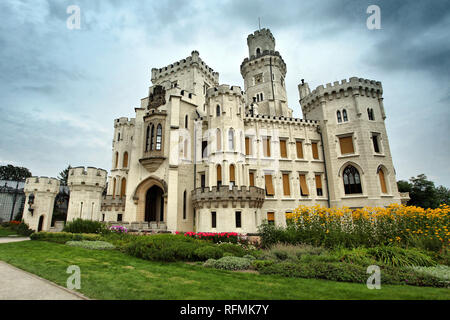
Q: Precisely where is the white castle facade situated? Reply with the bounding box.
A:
[23,29,407,233]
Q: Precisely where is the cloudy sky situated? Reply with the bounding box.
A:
[0,0,449,187]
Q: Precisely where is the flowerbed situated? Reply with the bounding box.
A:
[261,204,449,250]
[176,231,247,244]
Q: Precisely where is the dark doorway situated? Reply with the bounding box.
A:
[37,215,44,232]
[145,185,164,222]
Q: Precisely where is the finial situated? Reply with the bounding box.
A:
[301,79,305,84]
[258,17,261,31]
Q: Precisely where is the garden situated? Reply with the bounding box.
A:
[0,203,449,299]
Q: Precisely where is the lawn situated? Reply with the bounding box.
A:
[0,226,17,237]
[0,241,449,300]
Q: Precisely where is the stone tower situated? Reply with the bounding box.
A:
[23,177,60,231]
[240,28,291,117]
[67,166,107,221]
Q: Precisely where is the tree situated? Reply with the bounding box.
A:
[0,164,32,181]
[58,165,72,186]
[397,174,448,209]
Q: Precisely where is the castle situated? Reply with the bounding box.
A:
[22,28,407,233]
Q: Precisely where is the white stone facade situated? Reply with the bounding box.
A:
[23,28,406,233]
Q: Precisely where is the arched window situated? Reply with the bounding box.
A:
[185,115,188,129]
[343,165,362,194]
[343,109,348,122]
[228,128,235,150]
[183,190,187,219]
[156,124,162,150]
[114,152,119,169]
[229,164,236,186]
[145,126,150,151]
[122,152,128,168]
[120,178,126,198]
[217,164,222,187]
[216,105,221,117]
[377,166,387,194]
[112,178,117,199]
[256,48,261,55]
[216,129,221,151]
[337,110,342,123]
[150,124,155,150]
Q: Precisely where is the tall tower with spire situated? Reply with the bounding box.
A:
[240,28,291,117]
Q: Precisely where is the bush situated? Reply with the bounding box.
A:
[16,222,34,236]
[251,260,275,270]
[63,219,105,234]
[410,265,450,284]
[243,254,256,261]
[206,256,252,271]
[66,240,115,250]
[367,246,436,267]
[177,231,247,244]
[217,243,247,257]
[203,258,217,268]
[31,232,101,244]
[194,246,224,260]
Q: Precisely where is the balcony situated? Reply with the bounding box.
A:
[191,185,265,209]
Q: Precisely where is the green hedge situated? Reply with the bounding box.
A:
[63,219,106,234]
[30,232,101,244]
[203,256,253,271]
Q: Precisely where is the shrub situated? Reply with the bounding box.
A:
[63,219,105,234]
[410,265,450,284]
[217,243,247,257]
[66,240,115,250]
[243,254,256,261]
[367,246,436,267]
[203,258,217,268]
[16,222,34,236]
[178,231,247,244]
[251,260,275,270]
[207,256,252,271]
[31,232,101,244]
[110,225,128,233]
[194,246,224,260]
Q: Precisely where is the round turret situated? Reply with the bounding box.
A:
[247,28,275,57]
[68,166,107,189]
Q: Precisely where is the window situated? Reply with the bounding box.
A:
[256,48,261,55]
[372,134,380,153]
[264,174,275,196]
[211,212,217,228]
[282,173,290,196]
[228,128,235,150]
[249,171,255,187]
[280,139,287,158]
[368,108,375,121]
[217,165,222,187]
[229,164,236,187]
[263,137,271,157]
[120,178,126,198]
[245,137,251,155]
[201,174,206,189]
[216,129,222,151]
[114,152,119,168]
[122,152,128,168]
[296,141,304,158]
[118,133,121,141]
[102,214,105,222]
[315,175,323,196]
[183,190,187,219]
[145,126,150,151]
[378,166,387,194]
[216,105,221,117]
[202,140,208,158]
[311,142,319,159]
[156,124,162,150]
[339,136,354,155]
[117,214,123,222]
[337,110,342,123]
[267,212,275,225]
[150,125,155,150]
[343,109,348,122]
[172,81,177,88]
[112,178,116,199]
[299,174,309,196]
[235,211,242,228]
[343,165,362,194]
[185,115,188,129]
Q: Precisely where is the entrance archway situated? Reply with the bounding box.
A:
[37,215,45,232]
[145,185,164,222]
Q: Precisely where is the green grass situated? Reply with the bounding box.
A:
[0,241,449,300]
[0,226,18,237]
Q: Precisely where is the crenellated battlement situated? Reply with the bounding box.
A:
[244,114,319,126]
[206,84,245,99]
[151,50,219,84]
[300,77,383,108]
[68,166,107,189]
[247,28,275,44]
[240,50,286,75]
[24,177,60,194]
[114,117,135,127]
